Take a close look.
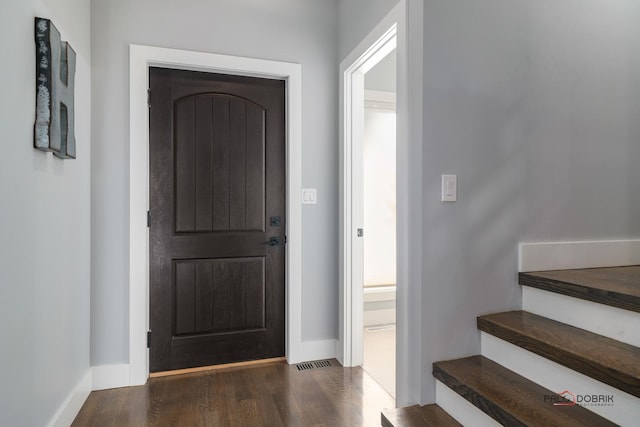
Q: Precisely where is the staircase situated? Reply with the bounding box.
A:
[382,266,640,426]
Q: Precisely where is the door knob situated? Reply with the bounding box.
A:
[263,236,282,246]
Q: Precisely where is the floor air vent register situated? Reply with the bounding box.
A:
[295,360,333,371]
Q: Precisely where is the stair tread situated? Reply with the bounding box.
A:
[433,355,617,427]
[381,404,462,427]
[519,266,640,313]
[478,310,640,398]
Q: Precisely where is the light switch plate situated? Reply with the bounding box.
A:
[441,175,457,202]
[302,188,317,204]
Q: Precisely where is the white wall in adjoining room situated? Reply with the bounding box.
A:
[363,54,398,287]
[90,0,340,367]
[0,0,91,425]
[420,0,640,403]
[365,50,397,93]
[363,105,397,287]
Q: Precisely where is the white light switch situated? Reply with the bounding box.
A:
[302,188,317,204]
[441,175,457,202]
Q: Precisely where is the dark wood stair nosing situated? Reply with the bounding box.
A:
[519,271,640,314]
[433,355,617,427]
[433,362,525,427]
[381,404,462,427]
[477,310,640,399]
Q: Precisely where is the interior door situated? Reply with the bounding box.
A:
[149,67,285,372]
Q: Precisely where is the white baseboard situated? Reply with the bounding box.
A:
[92,364,131,391]
[47,369,92,427]
[481,332,640,426]
[519,240,640,272]
[364,308,396,326]
[435,380,500,427]
[289,339,337,364]
[363,285,396,302]
[93,342,338,390]
[523,287,640,348]
[363,286,396,326]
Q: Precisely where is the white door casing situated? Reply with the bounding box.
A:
[129,45,303,385]
[339,0,407,385]
[339,0,424,408]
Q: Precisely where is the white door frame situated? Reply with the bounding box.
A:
[339,2,405,374]
[129,45,303,385]
[341,28,396,368]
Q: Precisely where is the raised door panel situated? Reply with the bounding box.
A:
[174,94,265,233]
[174,258,266,336]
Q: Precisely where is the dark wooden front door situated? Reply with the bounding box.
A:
[149,67,285,372]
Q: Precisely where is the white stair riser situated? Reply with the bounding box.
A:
[435,380,501,427]
[519,240,640,272]
[481,332,640,426]
[522,286,640,348]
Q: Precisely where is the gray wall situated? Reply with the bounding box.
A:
[338,0,399,62]
[90,0,340,365]
[0,0,91,425]
[420,0,640,402]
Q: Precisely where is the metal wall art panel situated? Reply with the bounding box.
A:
[34,17,76,159]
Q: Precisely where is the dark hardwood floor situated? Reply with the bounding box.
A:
[73,359,394,426]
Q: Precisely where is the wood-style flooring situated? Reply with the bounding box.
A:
[72,359,394,427]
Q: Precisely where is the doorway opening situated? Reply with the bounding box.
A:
[362,53,397,397]
[340,21,398,400]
